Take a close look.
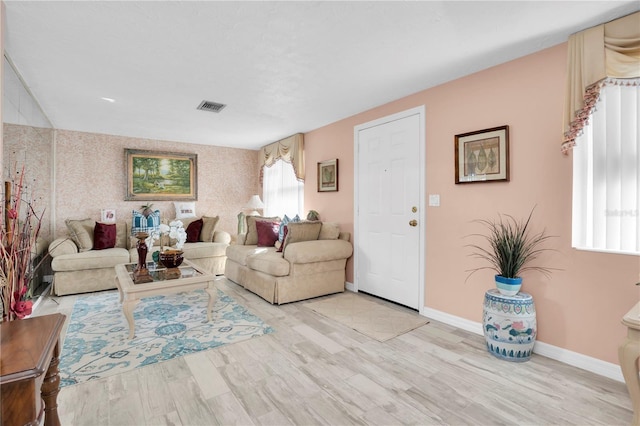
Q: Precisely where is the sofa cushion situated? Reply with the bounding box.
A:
[278,214,301,242]
[245,216,280,245]
[200,216,220,242]
[65,218,95,252]
[51,247,130,272]
[186,218,203,242]
[283,221,322,254]
[131,209,160,235]
[93,222,116,250]
[180,241,228,259]
[115,221,129,249]
[256,220,280,247]
[246,250,290,277]
[319,222,341,240]
[174,201,197,219]
[226,244,270,266]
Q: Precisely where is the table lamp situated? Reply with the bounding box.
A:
[245,195,264,216]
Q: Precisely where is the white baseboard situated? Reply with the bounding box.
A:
[345,281,355,292]
[421,306,624,383]
[422,307,484,335]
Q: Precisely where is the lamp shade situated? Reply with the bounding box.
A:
[245,195,264,210]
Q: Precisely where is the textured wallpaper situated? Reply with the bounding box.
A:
[3,123,54,244]
[54,129,261,239]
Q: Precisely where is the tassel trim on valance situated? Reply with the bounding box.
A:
[561,77,640,154]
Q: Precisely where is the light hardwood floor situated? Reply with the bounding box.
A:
[34,278,633,426]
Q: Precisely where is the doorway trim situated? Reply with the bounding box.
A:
[353,105,426,314]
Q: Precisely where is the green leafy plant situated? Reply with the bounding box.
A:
[466,208,557,280]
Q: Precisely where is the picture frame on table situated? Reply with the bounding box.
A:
[125,149,197,201]
[101,209,116,223]
[454,125,509,184]
[318,159,339,192]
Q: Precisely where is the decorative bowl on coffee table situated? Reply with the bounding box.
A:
[159,250,184,269]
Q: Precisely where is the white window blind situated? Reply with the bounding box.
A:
[262,159,304,218]
[572,81,640,255]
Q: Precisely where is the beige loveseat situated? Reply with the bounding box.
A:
[49,216,230,296]
[225,219,353,304]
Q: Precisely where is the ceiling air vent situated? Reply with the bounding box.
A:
[197,100,226,113]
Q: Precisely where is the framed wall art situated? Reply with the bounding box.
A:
[125,149,197,201]
[318,159,339,192]
[455,125,509,184]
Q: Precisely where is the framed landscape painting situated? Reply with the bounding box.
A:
[454,125,509,184]
[125,149,197,201]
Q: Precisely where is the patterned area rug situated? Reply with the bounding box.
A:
[304,291,429,342]
[59,289,274,387]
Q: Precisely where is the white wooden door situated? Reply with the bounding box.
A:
[355,108,423,310]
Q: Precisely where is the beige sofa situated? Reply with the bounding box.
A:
[225,220,353,304]
[49,216,230,296]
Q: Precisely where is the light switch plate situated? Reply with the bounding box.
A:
[429,194,440,207]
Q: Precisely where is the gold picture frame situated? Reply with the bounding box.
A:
[125,149,197,201]
[455,125,509,184]
[318,159,339,192]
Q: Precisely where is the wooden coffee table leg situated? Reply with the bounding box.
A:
[41,341,61,426]
[123,298,140,339]
[205,283,217,322]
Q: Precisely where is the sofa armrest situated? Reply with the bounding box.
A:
[213,230,231,244]
[284,239,353,264]
[48,237,78,257]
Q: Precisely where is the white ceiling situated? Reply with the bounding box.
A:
[4,1,639,150]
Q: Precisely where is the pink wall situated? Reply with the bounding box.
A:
[304,43,640,365]
[53,129,260,238]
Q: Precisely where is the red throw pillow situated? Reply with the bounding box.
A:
[276,225,289,252]
[256,220,280,247]
[93,222,116,250]
[186,219,203,243]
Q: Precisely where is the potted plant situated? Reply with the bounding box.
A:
[467,208,557,362]
[466,207,556,296]
[140,203,154,218]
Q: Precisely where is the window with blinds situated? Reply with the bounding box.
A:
[572,81,640,255]
[262,159,304,218]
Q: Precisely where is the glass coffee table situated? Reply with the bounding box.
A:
[114,260,218,339]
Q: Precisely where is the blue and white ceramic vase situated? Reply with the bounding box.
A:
[495,275,522,296]
[483,289,537,362]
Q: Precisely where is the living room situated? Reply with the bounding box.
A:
[1,1,639,425]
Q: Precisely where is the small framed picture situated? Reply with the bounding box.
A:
[455,125,509,184]
[101,209,116,223]
[318,159,339,192]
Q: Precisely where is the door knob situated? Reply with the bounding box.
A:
[409,220,418,227]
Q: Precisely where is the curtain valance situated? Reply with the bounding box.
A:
[562,11,640,153]
[259,133,305,182]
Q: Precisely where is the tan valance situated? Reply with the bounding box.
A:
[259,133,305,182]
[562,11,640,153]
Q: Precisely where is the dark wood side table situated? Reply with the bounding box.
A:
[1,313,66,426]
